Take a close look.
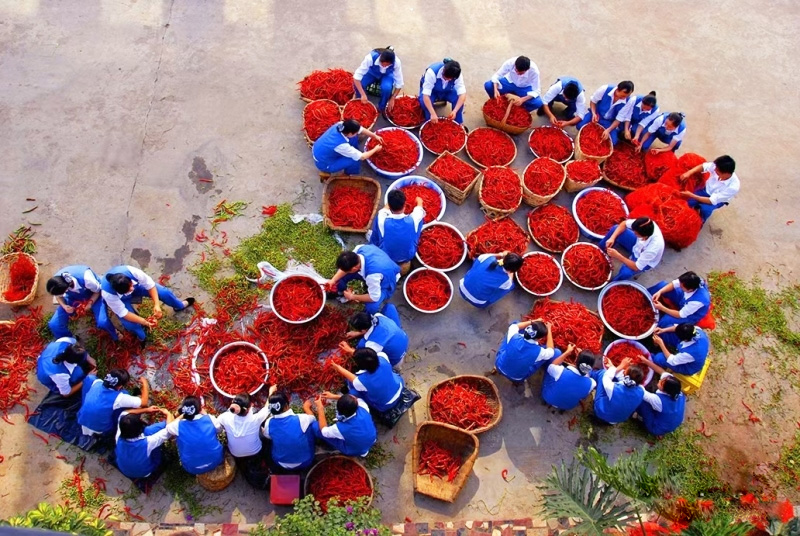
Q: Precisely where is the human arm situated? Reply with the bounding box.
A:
[344,272,382,303]
[642,359,667,377]
[353,54,373,101]
[544,321,554,350]
[315,396,328,429]
[602,119,621,140]
[589,85,606,122]
[601,360,617,399]
[550,344,576,367]
[603,220,628,249]
[329,360,357,383]
[55,296,75,314]
[83,271,102,305]
[138,377,150,406]
[302,398,315,416]
[449,93,467,121]
[420,69,438,122]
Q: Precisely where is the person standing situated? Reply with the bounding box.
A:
[312,120,384,176]
[483,56,542,111]
[353,46,404,113]
[419,59,466,124]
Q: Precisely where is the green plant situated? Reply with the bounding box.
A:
[250,495,389,536]
[679,512,752,536]
[578,447,675,507]
[2,503,111,536]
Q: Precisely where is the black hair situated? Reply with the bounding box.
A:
[377,47,395,64]
[617,80,634,93]
[106,273,133,294]
[267,391,289,416]
[339,119,361,135]
[119,413,146,439]
[442,60,461,80]
[502,253,524,273]
[46,275,70,296]
[714,155,736,175]
[349,312,373,331]
[576,350,597,371]
[678,271,702,290]
[522,321,547,340]
[336,251,360,271]
[666,112,684,126]
[387,189,406,212]
[353,347,379,373]
[179,396,201,420]
[337,394,359,418]
[53,342,87,365]
[627,366,644,385]
[563,82,580,100]
[662,375,682,400]
[642,91,657,107]
[514,56,530,72]
[675,323,696,342]
[103,368,130,389]
[230,393,252,415]
[631,217,655,237]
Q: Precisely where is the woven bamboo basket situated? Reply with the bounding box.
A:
[482,99,531,136]
[419,118,468,155]
[561,242,614,291]
[521,158,566,207]
[0,252,39,307]
[601,168,638,192]
[465,127,517,169]
[412,422,479,503]
[526,205,580,254]
[425,151,481,205]
[197,452,237,492]
[322,176,382,233]
[304,455,374,508]
[427,375,503,434]
[302,99,343,148]
[342,99,378,130]
[574,124,613,163]
[464,219,529,259]
[477,166,523,220]
[564,160,603,193]
[532,298,605,355]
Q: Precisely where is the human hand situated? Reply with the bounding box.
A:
[430,115,439,124]
[601,129,611,140]
[303,399,313,411]
[360,94,368,104]
[679,190,692,198]
[321,391,338,400]
[545,322,553,332]
[374,135,385,145]
[606,238,615,249]
[651,148,665,154]
[447,111,456,121]
[153,305,163,319]
[345,330,362,339]
[566,343,576,353]
[653,327,665,335]
[372,145,384,154]
[619,357,632,369]
[623,130,631,141]
[549,116,560,126]
[591,113,599,123]
[653,334,663,345]
[338,341,355,354]
[343,289,357,301]
[386,98,395,112]
[635,144,643,153]
[493,88,500,99]
[607,248,623,260]
[63,304,75,314]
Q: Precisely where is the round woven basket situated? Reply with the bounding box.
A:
[477,166,522,220]
[304,455,374,508]
[526,205,580,254]
[465,127,517,169]
[197,452,237,492]
[425,152,482,205]
[574,124,613,163]
[564,160,603,193]
[302,99,342,148]
[419,118,468,155]
[521,158,566,207]
[427,375,503,434]
[482,99,531,136]
[527,126,574,164]
[412,422,480,503]
[0,252,39,306]
[341,99,378,130]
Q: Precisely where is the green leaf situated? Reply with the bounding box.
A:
[680,513,753,536]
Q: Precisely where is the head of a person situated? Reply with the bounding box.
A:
[353,347,379,373]
[563,82,580,100]
[660,375,682,400]
[337,394,359,419]
[500,253,523,273]
[627,366,644,386]
[714,155,736,179]
[103,368,130,390]
[229,393,252,416]
[179,396,202,421]
[666,112,684,131]
[387,189,406,213]
[641,91,657,111]
[106,273,134,294]
[349,312,373,332]
[522,321,547,341]
[675,323,697,342]
[442,59,461,81]
[678,271,702,292]
[267,391,289,416]
[514,56,530,74]
[53,342,87,365]
[576,350,598,375]
[631,217,655,238]
[46,274,72,296]
[339,119,361,138]
[614,80,634,99]
[378,48,395,67]
[118,413,146,439]
[336,251,361,274]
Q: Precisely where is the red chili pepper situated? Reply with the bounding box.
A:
[562,243,611,289]
[327,185,374,229]
[123,506,146,521]
[577,122,612,157]
[428,152,479,191]
[307,457,372,512]
[55,455,67,460]
[628,198,703,250]
[644,150,678,181]
[526,299,605,354]
[195,230,209,243]
[417,224,464,270]
[366,129,419,173]
[575,190,627,236]
[466,128,515,167]
[501,468,509,480]
[31,430,50,445]
[565,160,602,185]
[482,97,532,128]
[567,415,578,430]
[430,380,494,430]
[398,184,442,224]
[298,68,354,105]
[405,270,451,311]
[1,415,13,425]
[198,178,213,183]
[600,285,654,337]
[0,455,4,463]
[604,142,649,189]
[261,205,277,217]
[419,118,467,154]
[517,253,560,295]
[303,99,342,141]
[417,440,462,482]
[523,157,564,196]
[527,204,579,253]
[528,126,572,161]
[272,276,324,322]
[480,166,522,211]
[385,96,425,128]
[342,99,378,128]
[466,218,529,259]
[3,255,36,302]
[605,342,648,368]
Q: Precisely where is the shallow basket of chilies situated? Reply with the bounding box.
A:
[425,151,482,205]
[427,375,503,434]
[322,176,382,233]
[304,455,374,512]
[574,123,614,163]
[0,252,39,306]
[412,422,479,503]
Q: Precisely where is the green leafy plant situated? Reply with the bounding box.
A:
[578,447,675,507]
[679,512,753,536]
[2,503,111,536]
[250,495,389,536]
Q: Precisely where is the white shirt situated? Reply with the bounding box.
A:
[421,65,466,96]
[217,407,271,458]
[506,324,555,361]
[667,336,702,366]
[670,279,704,319]
[351,352,403,405]
[56,269,101,296]
[702,163,740,205]
[591,85,635,122]
[631,101,660,131]
[376,206,425,238]
[546,363,597,391]
[490,57,540,97]
[353,53,404,89]
[262,410,318,468]
[624,219,665,271]
[352,245,400,303]
[166,414,221,436]
[641,372,675,412]
[458,254,513,305]
[48,336,80,396]
[542,80,588,117]
[647,114,687,142]
[115,411,172,459]
[330,124,365,161]
[81,379,143,435]
[101,266,156,318]
[320,398,371,456]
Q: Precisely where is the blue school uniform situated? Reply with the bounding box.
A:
[495,324,558,382]
[641,113,686,151]
[369,209,424,264]
[356,308,409,367]
[176,416,224,475]
[419,62,464,123]
[322,402,377,457]
[541,364,596,411]
[577,84,634,144]
[115,421,169,479]
[626,96,660,137]
[591,369,644,424]
[648,280,711,328]
[545,76,584,118]
[312,121,361,175]
[36,337,88,395]
[653,328,709,375]
[357,50,398,111]
[266,413,319,470]
[459,255,514,309]
[637,391,686,436]
[349,353,405,412]
[77,379,128,435]
[336,245,400,315]
[48,265,109,339]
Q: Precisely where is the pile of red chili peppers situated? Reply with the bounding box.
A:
[629,197,703,250]
[663,152,707,192]
[526,204,579,253]
[562,243,611,289]
[602,142,649,189]
[303,100,342,142]
[526,299,605,354]
[298,68,355,105]
[566,159,602,185]
[482,97,532,128]
[428,152,479,191]
[0,308,45,419]
[466,218,529,258]
[575,189,627,236]
[644,150,678,181]
[517,253,561,295]
[342,99,378,128]
[480,166,522,211]
[366,129,419,172]
[327,185,375,230]
[417,224,464,270]
[405,269,451,311]
[419,118,467,154]
[605,341,648,367]
[625,183,677,212]
[578,122,613,157]
[601,284,656,337]
[307,457,372,512]
[212,347,268,395]
[418,440,462,482]
[523,157,564,196]
[528,126,573,162]
[3,255,36,302]
[466,128,515,167]
[398,184,442,223]
[272,276,324,322]
[385,95,425,128]
[430,380,495,431]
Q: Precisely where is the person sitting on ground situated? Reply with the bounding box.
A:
[261,388,320,473]
[636,360,686,436]
[649,271,711,328]
[680,155,740,223]
[330,347,405,413]
[36,338,96,397]
[325,245,401,315]
[45,265,110,339]
[591,357,646,425]
[624,91,660,145]
[344,304,409,368]
[459,251,523,309]
[316,393,377,457]
[651,323,709,376]
[114,406,174,480]
[78,368,148,437]
[368,189,425,274]
[166,396,224,475]
[493,319,560,383]
[483,55,542,112]
[541,348,597,411]
[598,217,665,281]
[217,392,270,463]
[576,81,636,145]
[637,112,686,153]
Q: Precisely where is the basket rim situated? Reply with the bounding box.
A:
[560,242,614,291]
[465,127,517,168]
[478,166,523,217]
[426,375,503,434]
[304,455,374,507]
[571,186,630,240]
[576,123,614,160]
[209,341,270,398]
[602,338,655,385]
[597,280,659,340]
[412,421,480,502]
[0,252,39,306]
[322,175,382,233]
[268,275,326,324]
[415,221,468,272]
[522,157,567,204]
[364,127,424,176]
[419,118,468,155]
[384,176,447,222]
[302,99,343,144]
[527,126,574,164]
[341,98,378,130]
[515,251,564,297]
[403,267,454,314]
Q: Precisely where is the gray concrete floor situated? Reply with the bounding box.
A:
[1,0,799,525]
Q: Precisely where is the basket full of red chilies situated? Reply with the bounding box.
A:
[298,68,355,105]
[385,94,426,129]
[602,141,649,191]
[572,187,629,240]
[403,267,453,314]
[465,127,517,168]
[575,122,613,163]
[528,126,574,164]
[322,176,382,233]
[478,166,523,219]
[465,217,529,259]
[305,455,374,512]
[516,251,563,297]
[419,118,468,155]
[564,159,603,193]
[525,298,606,355]
[385,176,446,223]
[0,252,39,306]
[526,203,580,254]
[342,99,379,130]
[209,341,269,398]
[416,222,468,272]
[302,99,343,145]
[427,375,502,433]
[413,422,479,502]
[269,274,326,324]
[598,281,658,340]
[365,127,424,178]
[561,242,613,291]
[426,151,482,205]
[522,157,566,206]
[603,339,654,385]
[481,97,532,135]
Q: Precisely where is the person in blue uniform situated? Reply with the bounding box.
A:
[493,320,559,382]
[312,120,385,176]
[599,217,665,281]
[419,59,466,124]
[577,81,636,145]
[484,56,542,112]
[100,265,194,343]
[166,396,224,475]
[317,393,377,457]
[369,189,425,274]
[345,304,408,367]
[637,112,686,153]
[45,265,110,339]
[542,348,598,411]
[115,406,173,480]
[78,368,148,437]
[36,338,96,397]
[649,272,711,328]
[330,347,404,413]
[651,323,709,376]
[592,357,646,425]
[637,360,686,436]
[459,251,523,309]
[539,77,588,128]
[680,155,740,223]
[353,47,404,113]
[262,389,320,472]
[623,91,660,144]
[326,245,401,315]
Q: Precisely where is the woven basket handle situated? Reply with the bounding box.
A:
[501,99,515,126]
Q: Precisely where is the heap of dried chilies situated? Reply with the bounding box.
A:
[212,347,268,395]
[644,150,678,181]
[482,97,532,128]
[366,129,419,172]
[405,269,451,311]
[480,166,522,211]
[342,99,378,128]
[562,243,611,289]
[527,204,579,253]
[466,218,529,258]
[298,68,354,105]
[417,440,462,482]
[601,284,656,337]
[517,253,561,295]
[327,185,375,229]
[578,122,613,157]
[428,152,479,191]
[575,189,627,236]
[272,276,324,322]
[385,95,425,128]
[304,100,342,141]
[307,457,373,512]
[430,380,495,431]
[528,126,573,162]
[417,224,465,270]
[605,341,648,368]
[524,157,564,196]
[603,142,649,189]
[0,308,45,419]
[526,299,605,354]
[565,159,602,185]
[466,128,515,167]
[419,118,467,154]
[398,184,442,223]
[3,254,36,302]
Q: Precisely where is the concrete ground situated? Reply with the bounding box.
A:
[1,0,800,526]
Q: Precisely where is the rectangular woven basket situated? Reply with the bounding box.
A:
[321,176,382,233]
[425,151,481,205]
[412,422,479,502]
